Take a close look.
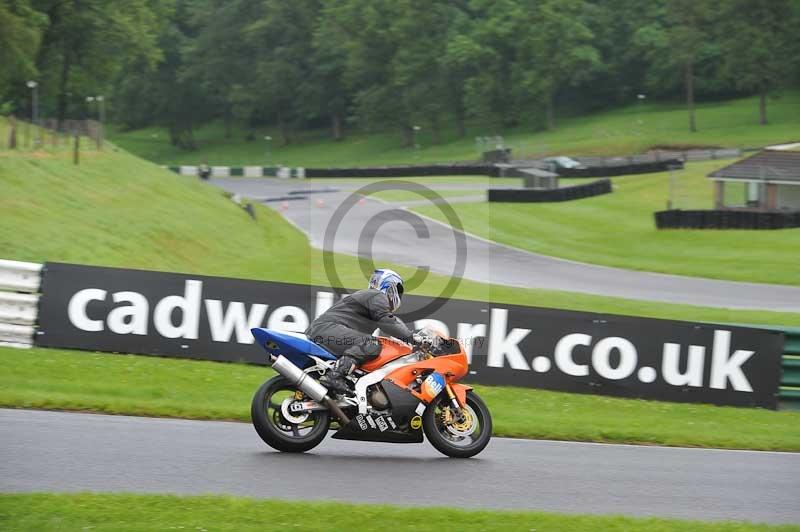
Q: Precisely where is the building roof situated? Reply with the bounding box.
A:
[708,150,800,183]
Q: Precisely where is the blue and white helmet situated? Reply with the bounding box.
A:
[368,268,404,311]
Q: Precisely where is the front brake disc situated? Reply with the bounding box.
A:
[445,405,477,437]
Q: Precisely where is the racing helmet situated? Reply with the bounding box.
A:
[368,268,404,311]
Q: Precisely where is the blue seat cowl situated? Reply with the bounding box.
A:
[251,328,337,368]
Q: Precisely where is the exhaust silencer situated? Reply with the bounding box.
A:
[271,355,329,402]
[270,355,351,425]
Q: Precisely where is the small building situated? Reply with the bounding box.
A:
[708,149,800,211]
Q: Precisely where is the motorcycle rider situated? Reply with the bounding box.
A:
[306,268,424,395]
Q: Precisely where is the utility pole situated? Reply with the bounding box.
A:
[26,80,39,147]
[264,136,272,168]
[86,96,100,149]
[97,95,105,149]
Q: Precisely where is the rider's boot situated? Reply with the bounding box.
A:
[321,355,357,396]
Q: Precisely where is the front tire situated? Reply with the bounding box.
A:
[251,375,330,453]
[423,391,492,458]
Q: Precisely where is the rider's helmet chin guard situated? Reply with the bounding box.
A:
[369,268,404,311]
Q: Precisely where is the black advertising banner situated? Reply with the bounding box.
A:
[37,262,785,408]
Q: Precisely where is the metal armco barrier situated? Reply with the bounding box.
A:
[752,325,800,410]
[0,259,42,348]
[4,257,799,409]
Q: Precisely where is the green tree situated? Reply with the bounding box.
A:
[718,0,800,125]
[238,0,320,145]
[515,0,602,130]
[326,0,453,147]
[308,3,351,141]
[583,0,664,107]
[664,0,718,132]
[440,6,483,138]
[0,0,46,97]
[184,0,260,138]
[33,0,165,127]
[459,0,522,130]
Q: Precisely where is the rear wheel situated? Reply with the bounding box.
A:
[251,376,330,453]
[423,391,492,458]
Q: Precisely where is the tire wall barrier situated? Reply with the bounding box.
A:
[488,179,612,203]
[558,159,684,178]
[655,210,800,230]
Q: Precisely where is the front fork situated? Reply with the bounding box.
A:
[445,383,464,412]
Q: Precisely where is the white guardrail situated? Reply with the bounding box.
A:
[0,259,43,348]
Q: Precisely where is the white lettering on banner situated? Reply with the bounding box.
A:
[205,300,269,343]
[457,322,487,363]
[107,291,149,335]
[488,308,530,370]
[554,333,591,376]
[67,288,107,332]
[662,343,705,387]
[267,305,309,333]
[592,336,638,380]
[153,280,202,339]
[414,319,450,338]
[59,278,764,399]
[315,291,334,318]
[710,330,754,392]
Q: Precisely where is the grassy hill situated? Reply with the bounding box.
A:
[110,91,800,167]
[413,159,800,287]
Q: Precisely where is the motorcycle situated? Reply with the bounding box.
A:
[249,327,492,458]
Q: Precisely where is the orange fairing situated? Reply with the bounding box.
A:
[359,337,413,373]
[380,338,470,404]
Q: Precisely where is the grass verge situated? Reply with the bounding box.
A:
[1,493,797,532]
[108,91,800,166]
[414,159,800,286]
[2,346,798,451]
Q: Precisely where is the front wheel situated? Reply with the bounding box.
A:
[251,375,330,453]
[423,391,492,458]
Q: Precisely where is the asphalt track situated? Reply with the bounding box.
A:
[213,178,800,312]
[2,409,798,524]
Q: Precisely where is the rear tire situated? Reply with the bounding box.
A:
[251,375,330,453]
[423,391,492,458]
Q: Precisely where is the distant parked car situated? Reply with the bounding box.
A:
[543,156,586,171]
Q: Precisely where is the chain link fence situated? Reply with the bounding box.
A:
[3,116,103,152]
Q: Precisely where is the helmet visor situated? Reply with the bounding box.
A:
[385,284,401,311]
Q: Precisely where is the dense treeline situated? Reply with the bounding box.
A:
[2,0,799,150]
